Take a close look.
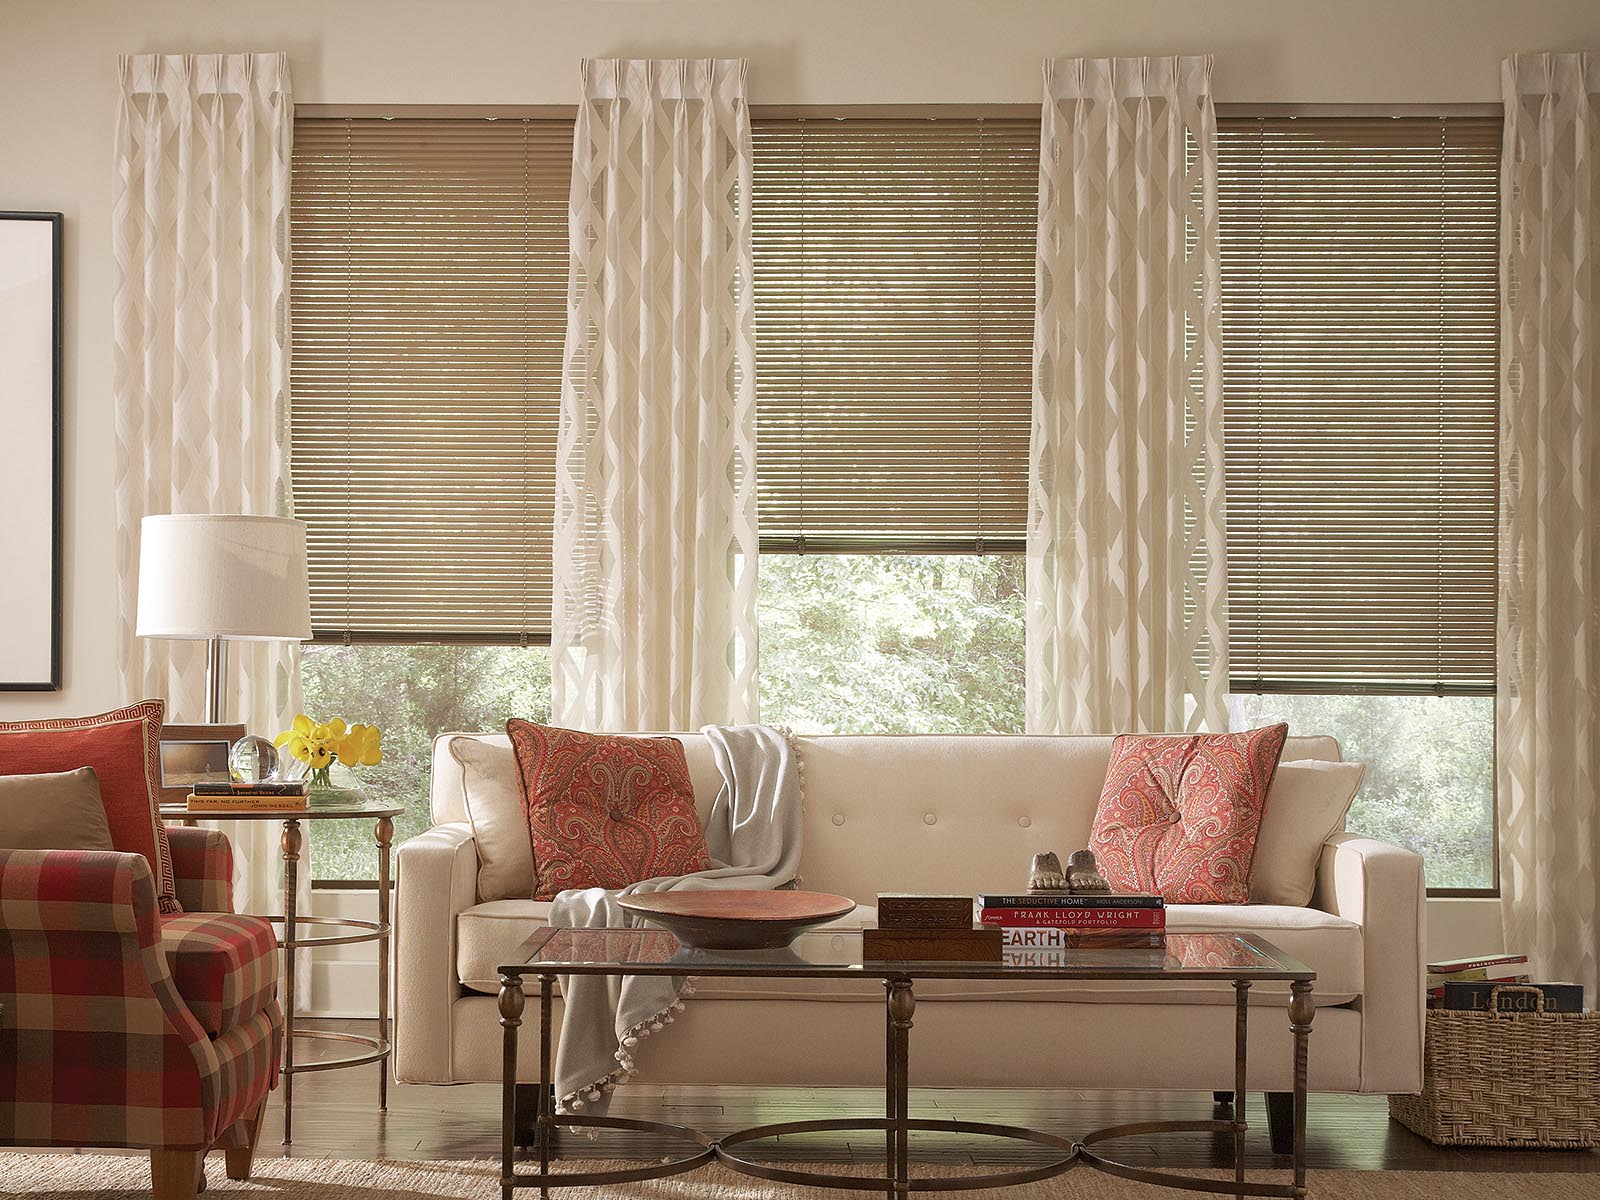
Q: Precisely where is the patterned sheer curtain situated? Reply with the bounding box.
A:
[1497,52,1600,998]
[112,53,304,920]
[552,59,760,731]
[1026,56,1228,736]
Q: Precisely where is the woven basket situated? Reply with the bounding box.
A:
[1389,984,1600,1148]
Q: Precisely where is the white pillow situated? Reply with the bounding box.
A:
[448,736,535,901]
[1249,759,1366,906]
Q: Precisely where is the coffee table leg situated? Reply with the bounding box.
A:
[1289,981,1314,1199]
[882,981,895,1192]
[499,974,524,1200]
[539,975,555,1194]
[887,979,915,1198]
[1233,980,1250,1196]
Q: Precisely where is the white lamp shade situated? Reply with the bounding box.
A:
[136,514,313,641]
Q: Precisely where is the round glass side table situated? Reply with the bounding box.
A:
[160,796,405,1144]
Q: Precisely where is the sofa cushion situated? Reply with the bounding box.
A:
[453,900,1359,1007]
[0,700,179,914]
[159,912,278,1037]
[1090,725,1289,904]
[449,736,536,901]
[507,721,712,899]
[1251,760,1366,906]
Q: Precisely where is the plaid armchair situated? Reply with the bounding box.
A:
[0,827,281,1199]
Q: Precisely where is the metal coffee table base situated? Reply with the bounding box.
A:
[497,973,1315,1200]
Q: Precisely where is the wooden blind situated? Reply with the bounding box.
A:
[1218,116,1500,694]
[291,117,572,643]
[750,117,1038,551]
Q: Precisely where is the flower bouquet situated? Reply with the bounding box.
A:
[273,715,383,796]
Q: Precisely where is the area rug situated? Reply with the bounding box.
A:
[6,1156,1600,1199]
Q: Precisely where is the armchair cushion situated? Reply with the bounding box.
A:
[0,700,179,913]
[158,913,278,1038]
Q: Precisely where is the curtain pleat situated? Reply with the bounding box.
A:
[1027,56,1228,735]
[552,59,759,731]
[112,52,307,932]
[1497,51,1600,998]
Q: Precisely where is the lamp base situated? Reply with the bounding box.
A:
[204,637,229,724]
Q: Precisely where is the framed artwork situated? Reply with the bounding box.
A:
[159,722,246,806]
[0,212,62,690]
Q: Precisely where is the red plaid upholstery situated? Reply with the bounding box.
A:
[166,825,234,913]
[159,914,277,1038]
[0,847,280,1153]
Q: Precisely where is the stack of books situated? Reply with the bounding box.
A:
[864,894,1002,962]
[976,891,1166,949]
[1426,952,1529,1006]
[185,778,309,812]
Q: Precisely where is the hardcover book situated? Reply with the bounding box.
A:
[1001,927,1165,949]
[1426,952,1528,975]
[187,791,309,812]
[875,894,975,930]
[977,892,1163,909]
[1441,981,1584,1014]
[979,906,1166,929]
[191,779,309,797]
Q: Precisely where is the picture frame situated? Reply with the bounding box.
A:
[0,212,63,690]
[158,722,246,806]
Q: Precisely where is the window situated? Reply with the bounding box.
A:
[1216,113,1501,889]
[291,117,571,879]
[290,108,1501,888]
[750,116,1036,733]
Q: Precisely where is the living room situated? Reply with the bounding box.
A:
[2,1,1598,1197]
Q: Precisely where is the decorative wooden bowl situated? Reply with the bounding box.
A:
[619,889,856,950]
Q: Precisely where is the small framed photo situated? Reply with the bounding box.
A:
[158,722,245,805]
[159,739,232,790]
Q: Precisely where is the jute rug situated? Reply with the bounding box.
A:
[4,1157,1600,1200]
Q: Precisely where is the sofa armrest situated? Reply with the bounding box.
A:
[165,826,235,913]
[394,822,479,1084]
[0,847,158,939]
[1313,832,1426,1094]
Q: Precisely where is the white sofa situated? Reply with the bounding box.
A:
[395,733,1424,1099]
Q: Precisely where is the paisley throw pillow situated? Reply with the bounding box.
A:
[1088,724,1289,904]
[506,720,711,900]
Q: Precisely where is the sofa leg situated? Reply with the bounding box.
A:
[1212,1090,1235,1107]
[1265,1091,1295,1156]
[225,1096,268,1181]
[151,1150,204,1200]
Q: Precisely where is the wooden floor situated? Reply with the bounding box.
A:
[251,1020,1600,1175]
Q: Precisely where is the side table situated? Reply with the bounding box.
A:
[161,797,405,1144]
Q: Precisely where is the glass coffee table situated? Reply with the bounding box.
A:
[496,928,1316,1200]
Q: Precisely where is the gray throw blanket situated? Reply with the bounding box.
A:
[546,724,803,1113]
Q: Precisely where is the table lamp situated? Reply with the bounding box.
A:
[136,514,313,722]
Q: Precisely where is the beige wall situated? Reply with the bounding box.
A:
[2,0,1597,720]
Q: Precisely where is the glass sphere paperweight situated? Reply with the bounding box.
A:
[229,735,281,783]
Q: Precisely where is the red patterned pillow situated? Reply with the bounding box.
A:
[506,720,711,900]
[1088,724,1289,904]
[0,699,179,913]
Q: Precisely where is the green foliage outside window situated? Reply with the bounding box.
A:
[303,555,1493,890]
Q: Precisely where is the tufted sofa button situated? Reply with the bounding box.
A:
[923,813,937,826]
[1018,815,1032,828]
[831,813,846,827]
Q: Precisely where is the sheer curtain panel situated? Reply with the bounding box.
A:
[552,59,759,731]
[112,52,304,919]
[1497,52,1600,998]
[1027,56,1228,736]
